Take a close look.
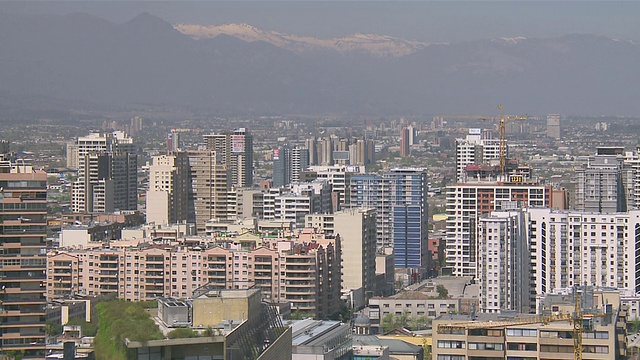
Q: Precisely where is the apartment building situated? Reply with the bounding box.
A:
[203,128,253,188]
[444,181,560,277]
[432,302,627,360]
[47,229,342,319]
[71,132,137,213]
[188,149,231,234]
[302,165,365,211]
[263,180,333,229]
[455,128,500,183]
[528,208,640,297]
[478,209,531,314]
[306,208,377,308]
[146,152,191,226]
[0,169,48,357]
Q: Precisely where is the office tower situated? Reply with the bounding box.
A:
[478,209,530,314]
[71,132,137,213]
[349,169,429,270]
[386,169,429,269]
[166,129,180,154]
[445,181,560,277]
[306,208,377,307]
[0,167,48,357]
[146,152,191,226]
[399,127,411,157]
[546,114,561,139]
[349,174,393,248]
[188,150,231,234]
[575,147,628,213]
[273,145,310,188]
[455,128,501,183]
[204,128,253,188]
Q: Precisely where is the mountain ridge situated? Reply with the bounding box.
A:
[0,12,639,116]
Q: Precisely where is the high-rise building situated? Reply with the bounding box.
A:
[130,115,143,135]
[188,150,231,233]
[305,138,318,166]
[264,180,333,228]
[71,132,137,213]
[166,129,180,154]
[575,147,628,213]
[527,208,640,296]
[399,127,411,157]
[318,137,334,166]
[349,169,429,270]
[445,181,562,277]
[0,166,48,357]
[306,208,377,308]
[546,114,561,139]
[386,169,429,269]
[455,128,501,183]
[304,165,364,212]
[146,152,191,226]
[204,128,253,188]
[273,145,310,188]
[478,209,531,314]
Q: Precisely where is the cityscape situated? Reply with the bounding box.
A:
[1,2,640,360]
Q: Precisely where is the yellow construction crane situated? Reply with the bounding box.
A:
[482,104,528,175]
[574,292,583,360]
[437,312,573,332]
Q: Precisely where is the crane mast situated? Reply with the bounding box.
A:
[484,104,527,176]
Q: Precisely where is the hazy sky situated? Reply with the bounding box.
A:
[2,1,640,43]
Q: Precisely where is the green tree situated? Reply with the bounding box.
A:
[629,318,640,333]
[436,285,449,299]
[422,337,432,360]
[45,321,63,336]
[381,313,395,333]
[394,310,410,329]
[409,315,431,331]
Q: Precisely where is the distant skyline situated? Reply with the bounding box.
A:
[2,1,640,43]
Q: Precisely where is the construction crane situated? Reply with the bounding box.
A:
[574,292,583,360]
[436,312,573,332]
[482,104,528,175]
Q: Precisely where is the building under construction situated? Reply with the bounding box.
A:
[433,289,628,359]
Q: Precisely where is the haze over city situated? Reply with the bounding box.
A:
[1,2,640,360]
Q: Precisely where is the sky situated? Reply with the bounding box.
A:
[2,1,640,43]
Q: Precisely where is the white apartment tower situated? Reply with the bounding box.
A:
[478,209,531,314]
[455,128,500,183]
[528,208,640,296]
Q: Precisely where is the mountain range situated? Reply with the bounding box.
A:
[0,12,639,117]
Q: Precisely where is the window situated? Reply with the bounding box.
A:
[437,340,465,349]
